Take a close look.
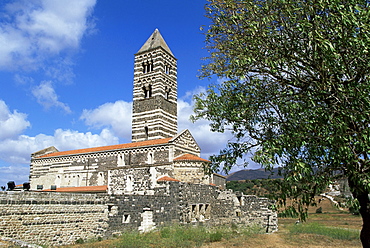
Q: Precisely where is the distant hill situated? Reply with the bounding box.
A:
[226,168,283,181]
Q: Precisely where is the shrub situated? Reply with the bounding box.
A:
[209,231,223,242]
[75,238,84,244]
[316,207,323,213]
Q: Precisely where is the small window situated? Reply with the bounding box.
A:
[191,205,197,213]
[123,214,131,223]
[237,196,242,206]
[164,63,170,74]
[126,176,133,192]
[145,126,149,140]
[148,153,153,164]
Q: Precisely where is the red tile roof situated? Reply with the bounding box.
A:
[42,185,108,192]
[157,176,180,182]
[173,154,210,162]
[38,138,172,158]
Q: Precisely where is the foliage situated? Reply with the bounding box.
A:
[193,0,370,245]
[75,238,84,244]
[347,198,360,215]
[316,207,323,214]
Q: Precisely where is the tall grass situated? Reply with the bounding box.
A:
[288,222,360,240]
[111,224,263,248]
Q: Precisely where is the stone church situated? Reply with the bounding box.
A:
[29,29,225,192]
[0,31,277,246]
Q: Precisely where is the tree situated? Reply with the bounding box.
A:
[193,0,370,246]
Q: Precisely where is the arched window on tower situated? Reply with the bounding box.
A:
[164,63,171,74]
[150,60,153,72]
[143,60,153,73]
[165,86,171,100]
[142,62,147,73]
[143,84,152,98]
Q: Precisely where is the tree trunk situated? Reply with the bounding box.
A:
[357,192,370,248]
[348,176,370,248]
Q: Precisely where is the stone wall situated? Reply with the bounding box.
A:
[0,191,110,246]
[0,182,277,246]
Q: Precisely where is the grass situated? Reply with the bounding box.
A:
[110,224,264,248]
[288,222,360,240]
[62,224,264,248]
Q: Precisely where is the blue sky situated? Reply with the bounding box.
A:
[0,0,256,187]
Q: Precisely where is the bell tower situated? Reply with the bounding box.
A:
[132,29,178,142]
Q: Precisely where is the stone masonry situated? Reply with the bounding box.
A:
[0,182,277,246]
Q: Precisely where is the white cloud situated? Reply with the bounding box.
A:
[0,128,118,165]
[0,100,30,140]
[0,128,117,187]
[32,81,71,113]
[52,128,118,152]
[0,164,30,187]
[0,0,97,71]
[178,98,232,157]
[80,100,132,141]
[13,74,35,85]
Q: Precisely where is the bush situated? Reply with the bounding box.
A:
[209,231,223,242]
[316,207,323,213]
[75,238,84,244]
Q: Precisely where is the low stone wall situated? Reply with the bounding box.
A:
[0,191,110,246]
[0,183,278,246]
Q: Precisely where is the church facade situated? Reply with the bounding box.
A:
[29,29,224,192]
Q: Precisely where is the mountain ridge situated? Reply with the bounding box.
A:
[226,168,283,181]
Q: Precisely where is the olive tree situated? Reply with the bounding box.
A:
[193,0,370,246]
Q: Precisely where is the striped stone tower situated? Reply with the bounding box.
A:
[132,29,178,142]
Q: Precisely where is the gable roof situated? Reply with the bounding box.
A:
[31,146,59,158]
[36,137,172,158]
[173,153,210,163]
[136,29,174,57]
[170,129,200,152]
